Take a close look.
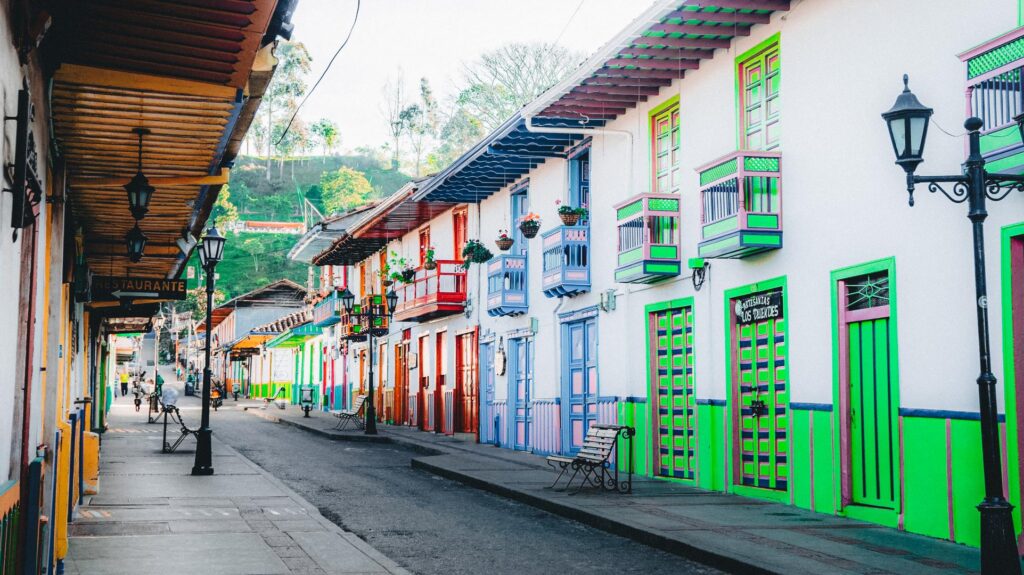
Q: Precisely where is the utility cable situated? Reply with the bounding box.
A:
[276,0,362,145]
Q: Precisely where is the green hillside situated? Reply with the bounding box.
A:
[193,154,412,300]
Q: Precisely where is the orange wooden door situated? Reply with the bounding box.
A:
[418,335,429,430]
[394,343,407,424]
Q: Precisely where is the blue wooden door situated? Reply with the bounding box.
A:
[479,341,495,443]
[511,338,533,450]
[565,318,598,453]
[511,190,529,255]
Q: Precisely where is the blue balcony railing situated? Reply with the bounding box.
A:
[541,225,590,297]
[312,290,343,327]
[486,255,528,317]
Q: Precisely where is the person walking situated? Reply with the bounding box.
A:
[120,370,129,397]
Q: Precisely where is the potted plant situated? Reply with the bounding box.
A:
[461,239,493,269]
[495,230,514,251]
[388,252,415,284]
[377,258,392,287]
[424,245,437,270]
[556,200,588,226]
[519,212,541,238]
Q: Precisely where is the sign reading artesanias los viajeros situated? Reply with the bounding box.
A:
[734,289,783,325]
[92,276,187,301]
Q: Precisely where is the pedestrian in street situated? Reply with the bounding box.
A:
[120,370,129,397]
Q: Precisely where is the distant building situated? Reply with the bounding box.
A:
[228,220,306,235]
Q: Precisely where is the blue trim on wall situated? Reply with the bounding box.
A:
[558,305,599,322]
[898,407,1006,423]
[791,402,833,412]
[696,398,727,406]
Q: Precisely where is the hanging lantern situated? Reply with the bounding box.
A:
[125,128,155,220]
[126,224,147,262]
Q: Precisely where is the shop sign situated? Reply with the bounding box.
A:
[734,289,783,325]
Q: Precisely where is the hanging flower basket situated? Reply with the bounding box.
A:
[558,212,580,226]
[519,213,542,239]
[382,279,394,288]
[461,239,493,269]
[496,238,514,251]
[424,260,437,271]
[423,245,436,270]
[400,268,416,283]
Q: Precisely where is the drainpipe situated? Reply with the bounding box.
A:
[522,114,635,196]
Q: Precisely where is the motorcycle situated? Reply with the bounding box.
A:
[211,384,223,411]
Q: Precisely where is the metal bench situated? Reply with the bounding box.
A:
[262,387,288,410]
[329,395,367,431]
[546,423,634,494]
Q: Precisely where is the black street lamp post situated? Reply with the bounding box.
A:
[339,287,398,435]
[192,226,225,476]
[883,75,1024,575]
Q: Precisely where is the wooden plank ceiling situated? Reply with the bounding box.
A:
[48,0,278,278]
[536,0,789,121]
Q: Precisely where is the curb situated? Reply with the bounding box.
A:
[214,437,411,575]
[410,456,772,575]
[244,408,445,455]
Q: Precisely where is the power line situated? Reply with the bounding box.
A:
[551,0,586,49]
[276,0,362,145]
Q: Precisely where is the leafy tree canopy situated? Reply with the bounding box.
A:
[321,166,374,215]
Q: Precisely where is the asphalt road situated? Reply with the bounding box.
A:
[204,401,722,575]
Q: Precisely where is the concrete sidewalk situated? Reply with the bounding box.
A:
[252,404,998,575]
[66,397,408,575]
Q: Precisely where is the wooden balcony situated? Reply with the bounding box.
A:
[614,193,681,283]
[960,27,1024,173]
[341,295,389,341]
[312,290,343,327]
[392,260,467,322]
[541,225,590,298]
[696,150,782,259]
[486,255,528,317]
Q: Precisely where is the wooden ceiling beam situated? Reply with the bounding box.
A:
[573,85,661,96]
[72,169,230,189]
[693,0,789,10]
[584,76,671,87]
[605,59,700,71]
[665,9,772,24]
[618,47,714,59]
[631,36,731,50]
[649,23,750,36]
[54,64,237,100]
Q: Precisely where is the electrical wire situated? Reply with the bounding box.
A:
[276,0,362,145]
[551,0,585,49]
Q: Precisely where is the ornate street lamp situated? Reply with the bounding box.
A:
[125,128,155,220]
[340,287,395,434]
[126,224,147,263]
[192,225,226,477]
[882,75,1024,575]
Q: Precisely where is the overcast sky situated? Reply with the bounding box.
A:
[289,0,651,151]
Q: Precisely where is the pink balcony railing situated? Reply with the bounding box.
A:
[392,260,467,322]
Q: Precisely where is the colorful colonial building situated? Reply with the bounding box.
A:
[300,0,1024,553]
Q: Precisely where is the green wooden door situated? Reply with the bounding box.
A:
[848,317,896,509]
[650,305,695,479]
[735,309,788,491]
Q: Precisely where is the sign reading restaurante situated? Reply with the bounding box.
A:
[92,276,188,301]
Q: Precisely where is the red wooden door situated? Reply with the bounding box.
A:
[455,330,479,434]
[394,343,407,425]
[434,331,446,433]
[418,335,428,430]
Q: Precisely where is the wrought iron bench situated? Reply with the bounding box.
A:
[546,423,634,494]
[329,395,367,431]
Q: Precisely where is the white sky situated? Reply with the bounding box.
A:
[289,0,652,151]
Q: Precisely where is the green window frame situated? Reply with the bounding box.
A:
[738,37,780,151]
[650,99,681,194]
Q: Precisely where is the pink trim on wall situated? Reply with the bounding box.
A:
[946,418,955,541]
[837,280,852,507]
[958,26,1024,61]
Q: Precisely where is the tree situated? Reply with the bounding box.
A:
[404,78,440,176]
[320,167,374,214]
[239,237,267,271]
[263,41,312,179]
[457,43,582,131]
[311,118,339,160]
[211,185,239,228]
[428,105,484,171]
[381,70,408,170]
